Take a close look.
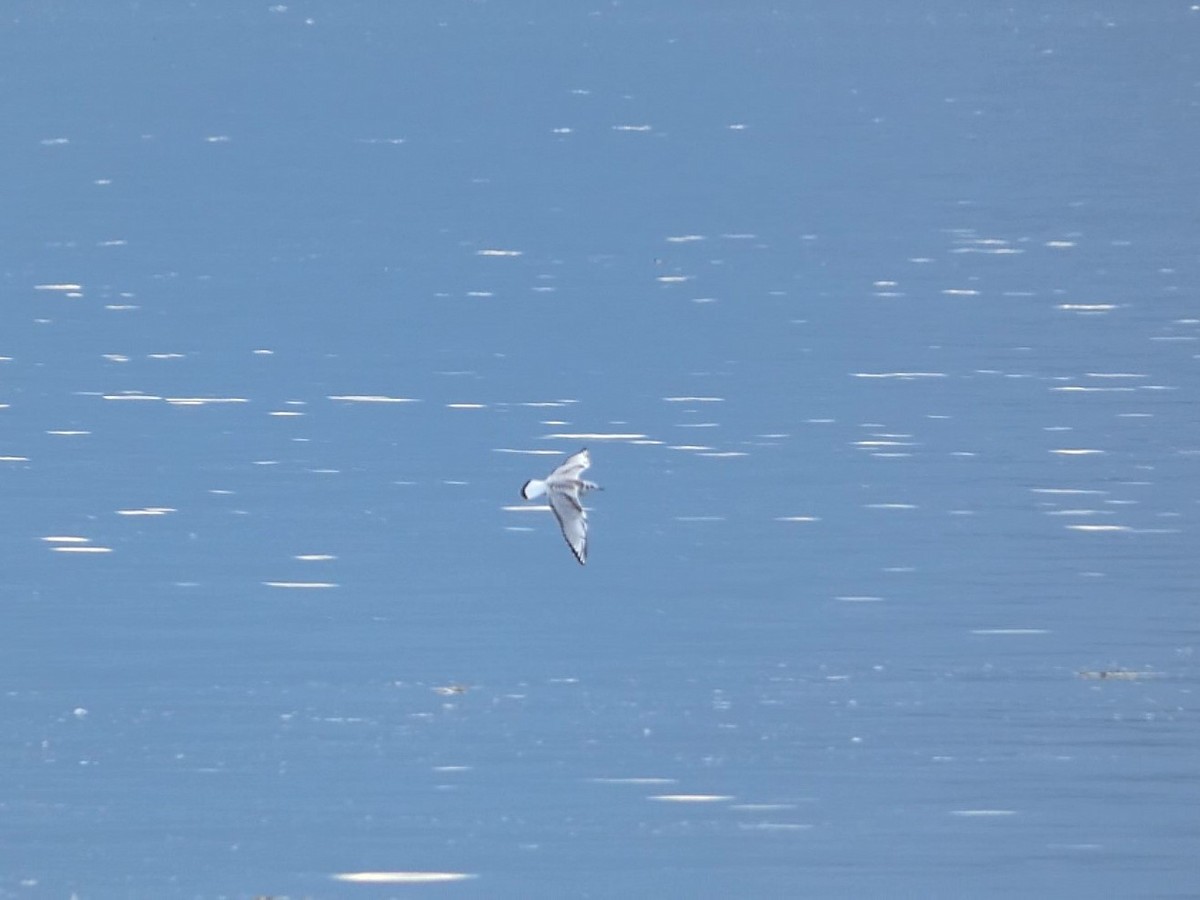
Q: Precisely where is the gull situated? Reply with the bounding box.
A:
[520,448,601,565]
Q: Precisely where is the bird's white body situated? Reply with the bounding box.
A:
[520,448,601,565]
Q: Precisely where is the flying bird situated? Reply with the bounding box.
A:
[520,448,601,565]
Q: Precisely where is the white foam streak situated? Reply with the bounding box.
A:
[333,872,475,884]
[544,432,645,440]
[262,581,338,589]
[853,372,946,379]
[328,395,419,403]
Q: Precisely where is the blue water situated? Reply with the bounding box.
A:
[2,3,1198,897]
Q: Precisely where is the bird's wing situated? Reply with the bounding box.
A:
[549,448,590,483]
[547,489,588,565]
